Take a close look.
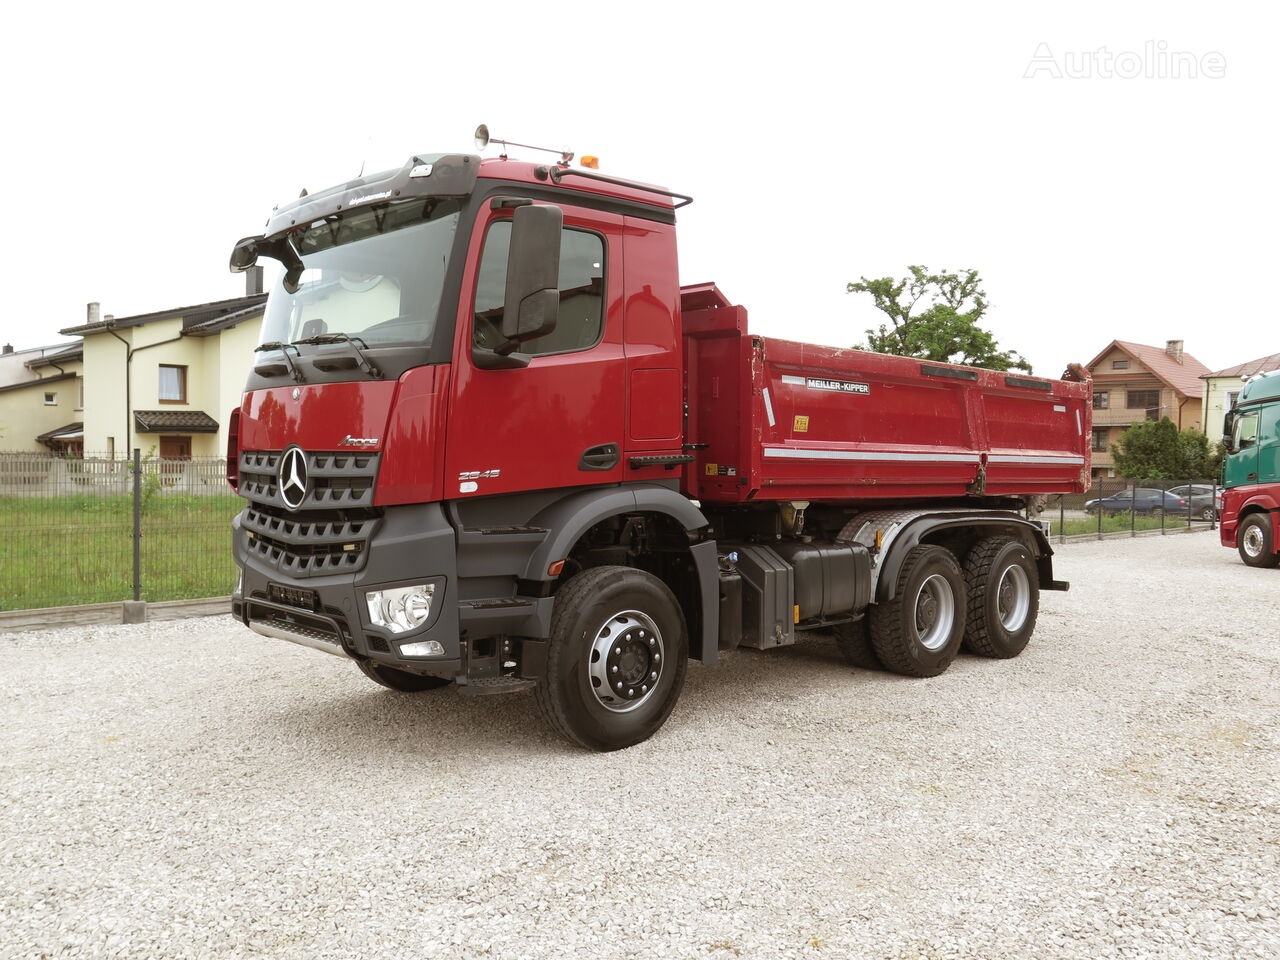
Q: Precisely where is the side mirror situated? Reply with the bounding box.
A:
[1221,410,1236,453]
[229,235,263,273]
[499,204,562,350]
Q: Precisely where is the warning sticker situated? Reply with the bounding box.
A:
[794,415,810,432]
[704,463,718,476]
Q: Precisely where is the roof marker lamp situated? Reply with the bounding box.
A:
[366,583,435,634]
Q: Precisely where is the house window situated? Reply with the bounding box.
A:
[1225,390,1240,410]
[77,377,84,409]
[1091,428,1109,453]
[107,437,115,460]
[472,221,606,358]
[1092,390,1109,409]
[159,365,187,403]
[44,392,57,405]
[1112,359,1129,369]
[1127,389,1159,409]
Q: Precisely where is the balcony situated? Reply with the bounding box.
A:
[1090,407,1163,427]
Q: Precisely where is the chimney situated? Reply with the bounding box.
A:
[2,343,12,355]
[1165,339,1184,363]
[87,301,101,326]
[246,265,264,297]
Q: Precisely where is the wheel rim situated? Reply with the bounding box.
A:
[1202,507,1215,521]
[995,563,1031,632]
[912,574,955,651]
[588,610,664,713]
[1242,525,1265,558]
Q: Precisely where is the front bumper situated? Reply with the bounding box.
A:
[232,502,463,678]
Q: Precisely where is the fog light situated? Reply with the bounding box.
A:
[365,583,435,633]
[399,639,446,657]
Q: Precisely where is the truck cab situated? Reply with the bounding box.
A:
[1220,369,1280,567]
[227,147,1087,750]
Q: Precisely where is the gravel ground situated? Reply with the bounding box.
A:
[3,530,1278,960]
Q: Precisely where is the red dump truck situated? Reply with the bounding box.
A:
[227,147,1091,750]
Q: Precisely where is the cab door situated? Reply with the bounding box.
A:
[445,202,625,499]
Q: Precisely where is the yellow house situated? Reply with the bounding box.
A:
[0,344,85,453]
[1200,351,1280,445]
[57,275,266,459]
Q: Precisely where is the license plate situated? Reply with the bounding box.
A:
[269,583,319,610]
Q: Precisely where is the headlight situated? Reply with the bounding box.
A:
[365,583,435,634]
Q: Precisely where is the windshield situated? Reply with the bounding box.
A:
[258,198,461,349]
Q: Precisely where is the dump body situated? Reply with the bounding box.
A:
[682,284,1092,504]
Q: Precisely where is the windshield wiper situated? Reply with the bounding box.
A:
[254,341,306,382]
[292,333,383,379]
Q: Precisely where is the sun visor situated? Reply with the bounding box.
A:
[263,153,481,238]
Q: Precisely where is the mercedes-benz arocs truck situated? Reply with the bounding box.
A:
[226,143,1091,750]
[1220,369,1280,567]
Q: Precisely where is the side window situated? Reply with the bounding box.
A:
[472,219,606,358]
[1234,411,1259,450]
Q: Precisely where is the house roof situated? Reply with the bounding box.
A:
[36,421,84,442]
[1201,351,1280,380]
[183,302,265,337]
[25,343,83,370]
[1086,340,1211,398]
[0,371,76,395]
[133,409,220,433]
[59,293,268,336]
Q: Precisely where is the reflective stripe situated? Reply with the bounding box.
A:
[763,448,980,463]
[780,375,806,385]
[762,388,776,426]
[988,454,1086,464]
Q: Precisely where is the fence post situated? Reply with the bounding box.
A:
[1059,495,1065,544]
[1096,477,1103,540]
[1211,479,1218,531]
[1129,479,1136,537]
[132,448,142,603]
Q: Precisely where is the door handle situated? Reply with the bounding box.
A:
[1247,472,1258,481]
[579,443,620,471]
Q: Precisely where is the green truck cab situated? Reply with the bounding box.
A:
[1221,369,1280,567]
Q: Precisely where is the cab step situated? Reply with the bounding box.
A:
[457,676,537,696]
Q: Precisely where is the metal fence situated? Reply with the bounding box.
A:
[1033,476,1222,542]
[1,450,240,611]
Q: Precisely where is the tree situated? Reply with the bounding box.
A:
[1111,418,1219,480]
[847,265,1032,372]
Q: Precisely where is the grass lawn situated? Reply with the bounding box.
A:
[2,494,242,611]
[1058,513,1201,537]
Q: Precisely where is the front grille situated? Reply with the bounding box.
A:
[241,501,382,578]
[239,450,380,512]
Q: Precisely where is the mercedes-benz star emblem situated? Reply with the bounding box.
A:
[292,387,300,401]
[279,446,308,511]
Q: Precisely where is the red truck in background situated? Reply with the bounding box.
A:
[227,144,1091,750]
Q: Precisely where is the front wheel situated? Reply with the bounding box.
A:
[535,566,688,751]
[962,537,1039,658]
[1238,514,1280,568]
[356,660,451,692]
[869,545,966,677]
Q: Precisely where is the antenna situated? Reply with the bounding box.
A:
[475,123,573,165]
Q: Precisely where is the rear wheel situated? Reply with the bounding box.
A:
[962,537,1039,658]
[1238,514,1280,568]
[1201,506,1217,521]
[1150,507,1164,519]
[869,545,966,677]
[833,619,880,669]
[356,660,451,692]
[535,565,688,751]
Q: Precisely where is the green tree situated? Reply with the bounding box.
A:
[847,265,1032,372]
[1111,418,1219,480]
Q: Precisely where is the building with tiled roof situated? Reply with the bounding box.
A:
[1084,339,1211,478]
[1200,350,1280,445]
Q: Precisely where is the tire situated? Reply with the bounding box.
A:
[1201,507,1217,522]
[833,619,880,669]
[1237,514,1280,568]
[356,660,451,692]
[962,537,1039,658]
[868,545,966,677]
[1149,507,1164,519]
[535,565,688,751]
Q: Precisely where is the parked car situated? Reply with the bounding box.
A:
[1085,487,1189,517]
[1165,484,1223,521]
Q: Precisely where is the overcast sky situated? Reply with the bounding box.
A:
[2,1,1274,378]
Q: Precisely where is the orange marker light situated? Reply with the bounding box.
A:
[547,559,566,577]
[580,156,599,169]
